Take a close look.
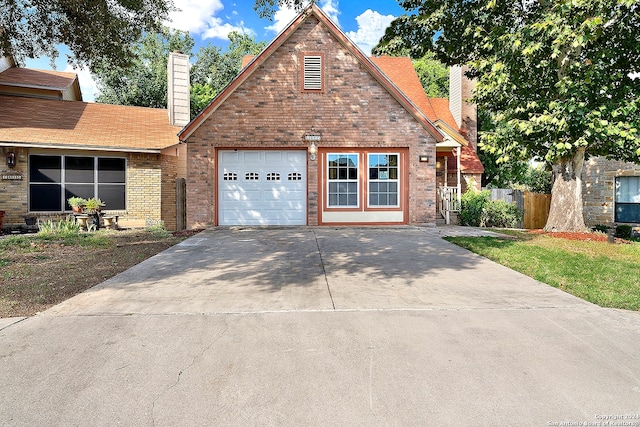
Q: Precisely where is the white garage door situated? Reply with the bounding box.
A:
[218,150,307,225]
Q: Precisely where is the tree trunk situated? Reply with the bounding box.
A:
[544,148,587,232]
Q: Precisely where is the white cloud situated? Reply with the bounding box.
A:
[346,9,395,55]
[265,4,300,33]
[265,0,339,33]
[64,65,98,102]
[167,0,252,40]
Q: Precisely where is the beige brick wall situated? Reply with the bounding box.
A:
[0,148,171,229]
[185,16,437,227]
[582,156,640,226]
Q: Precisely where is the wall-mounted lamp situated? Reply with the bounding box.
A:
[304,127,321,161]
[6,152,16,168]
[419,155,430,163]
[308,141,318,161]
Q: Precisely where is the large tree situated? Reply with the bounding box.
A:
[94,27,194,109]
[374,0,640,231]
[0,0,173,69]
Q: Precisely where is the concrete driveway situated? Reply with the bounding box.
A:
[1,227,639,426]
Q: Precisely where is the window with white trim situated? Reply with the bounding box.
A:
[368,154,399,207]
[303,55,322,91]
[29,155,126,212]
[327,154,359,207]
[615,176,640,223]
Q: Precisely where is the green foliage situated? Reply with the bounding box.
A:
[445,235,640,310]
[190,83,217,118]
[146,222,170,238]
[38,218,81,236]
[480,200,523,228]
[94,29,265,119]
[67,197,86,208]
[0,0,173,69]
[412,52,449,98]
[459,190,490,226]
[592,224,609,233]
[375,0,640,231]
[84,198,105,213]
[94,27,195,109]
[523,167,552,194]
[615,225,633,239]
[254,0,307,18]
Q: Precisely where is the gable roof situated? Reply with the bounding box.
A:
[0,67,82,101]
[0,95,181,152]
[179,5,442,142]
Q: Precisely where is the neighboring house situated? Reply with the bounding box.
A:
[0,53,190,231]
[583,157,640,228]
[178,5,482,227]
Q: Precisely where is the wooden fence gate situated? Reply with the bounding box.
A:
[523,192,551,229]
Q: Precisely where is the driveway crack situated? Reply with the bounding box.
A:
[313,229,335,310]
[151,321,228,426]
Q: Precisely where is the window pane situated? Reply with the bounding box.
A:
[98,184,126,210]
[348,194,358,206]
[389,194,398,205]
[338,168,347,179]
[348,167,357,180]
[329,194,338,205]
[66,157,94,183]
[65,184,94,209]
[329,182,337,192]
[30,184,61,211]
[339,194,347,205]
[98,158,126,183]
[369,194,377,206]
[30,155,61,183]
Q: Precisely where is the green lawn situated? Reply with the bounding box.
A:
[444,233,640,311]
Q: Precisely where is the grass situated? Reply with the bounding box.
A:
[444,234,640,311]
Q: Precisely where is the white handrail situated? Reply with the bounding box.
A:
[437,186,460,224]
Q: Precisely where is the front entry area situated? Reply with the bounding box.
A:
[217,150,307,226]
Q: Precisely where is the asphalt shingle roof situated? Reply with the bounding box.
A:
[0,95,181,151]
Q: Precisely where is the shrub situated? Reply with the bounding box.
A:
[459,190,490,226]
[591,224,609,233]
[615,225,632,240]
[523,167,552,194]
[480,200,523,228]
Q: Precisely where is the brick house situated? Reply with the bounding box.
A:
[583,157,640,228]
[0,53,190,231]
[178,5,482,227]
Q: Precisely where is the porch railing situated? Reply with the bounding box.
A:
[437,186,461,224]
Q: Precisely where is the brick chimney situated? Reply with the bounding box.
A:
[449,65,477,150]
[167,51,190,127]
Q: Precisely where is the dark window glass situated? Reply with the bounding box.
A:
[66,157,94,182]
[65,184,94,204]
[98,158,126,183]
[30,184,62,211]
[98,185,126,210]
[30,155,61,183]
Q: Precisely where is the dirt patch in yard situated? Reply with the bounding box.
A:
[0,229,202,318]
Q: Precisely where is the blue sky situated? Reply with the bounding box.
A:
[25,0,407,102]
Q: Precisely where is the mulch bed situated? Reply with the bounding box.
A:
[528,229,631,243]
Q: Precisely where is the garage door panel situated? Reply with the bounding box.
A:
[218,150,306,226]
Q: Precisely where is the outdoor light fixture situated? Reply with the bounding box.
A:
[6,152,16,168]
[419,155,429,163]
[304,126,321,161]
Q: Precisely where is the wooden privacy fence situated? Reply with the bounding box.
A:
[487,189,551,229]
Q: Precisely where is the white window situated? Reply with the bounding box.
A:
[327,154,358,207]
[303,55,322,91]
[615,176,640,223]
[368,154,400,207]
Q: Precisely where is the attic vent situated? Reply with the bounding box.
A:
[303,55,323,91]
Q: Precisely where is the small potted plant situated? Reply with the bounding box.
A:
[67,197,86,213]
[83,198,105,230]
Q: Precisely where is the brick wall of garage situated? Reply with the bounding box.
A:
[583,156,640,226]
[185,15,437,227]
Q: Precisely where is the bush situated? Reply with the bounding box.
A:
[523,167,552,194]
[480,200,523,228]
[615,224,632,239]
[592,224,609,233]
[459,190,490,226]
